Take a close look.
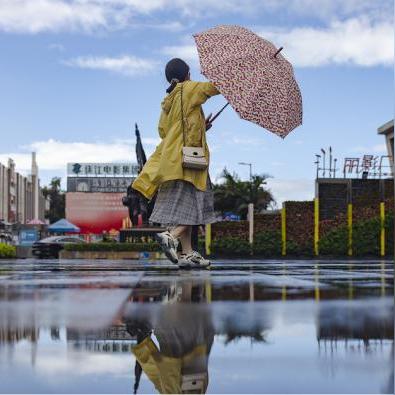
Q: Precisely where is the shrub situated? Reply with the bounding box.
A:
[385,211,394,256]
[286,239,313,257]
[319,225,348,256]
[0,243,16,258]
[64,242,161,252]
[211,236,251,256]
[253,231,281,256]
[352,218,380,256]
[318,214,394,257]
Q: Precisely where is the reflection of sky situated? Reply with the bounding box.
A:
[0,299,392,394]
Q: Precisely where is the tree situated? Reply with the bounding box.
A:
[42,177,65,223]
[213,168,275,219]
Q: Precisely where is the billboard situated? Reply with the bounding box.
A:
[66,192,129,234]
[67,162,138,177]
[67,177,134,193]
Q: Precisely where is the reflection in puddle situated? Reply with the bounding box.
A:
[0,261,393,393]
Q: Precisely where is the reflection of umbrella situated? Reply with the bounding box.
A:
[135,123,147,173]
[48,219,80,233]
[194,25,302,138]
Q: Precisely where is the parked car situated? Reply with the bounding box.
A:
[32,236,86,258]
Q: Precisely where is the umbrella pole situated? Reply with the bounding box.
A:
[210,102,230,123]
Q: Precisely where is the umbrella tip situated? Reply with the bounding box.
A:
[273,46,283,58]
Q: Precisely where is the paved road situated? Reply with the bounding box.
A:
[0,259,393,393]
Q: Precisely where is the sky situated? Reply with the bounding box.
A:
[0,0,393,206]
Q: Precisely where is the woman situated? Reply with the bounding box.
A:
[132,58,219,268]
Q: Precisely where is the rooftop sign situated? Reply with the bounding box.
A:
[67,162,139,177]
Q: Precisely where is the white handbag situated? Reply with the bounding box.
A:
[182,146,207,170]
[180,85,208,171]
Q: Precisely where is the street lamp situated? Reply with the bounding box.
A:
[238,162,252,182]
[239,161,253,204]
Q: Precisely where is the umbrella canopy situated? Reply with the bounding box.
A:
[194,25,302,138]
[48,218,80,233]
[135,123,147,173]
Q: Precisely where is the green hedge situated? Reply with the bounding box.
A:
[253,231,282,256]
[319,226,348,255]
[212,213,393,257]
[63,212,393,257]
[211,236,251,256]
[64,242,161,252]
[319,214,394,256]
[0,243,16,258]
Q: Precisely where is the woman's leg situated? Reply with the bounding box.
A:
[169,225,188,239]
[170,225,192,254]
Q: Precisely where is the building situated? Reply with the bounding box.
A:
[65,162,138,234]
[0,153,47,224]
[378,119,394,170]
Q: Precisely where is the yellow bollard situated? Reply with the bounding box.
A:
[205,223,211,256]
[314,263,320,302]
[205,281,212,303]
[314,198,319,256]
[380,202,385,257]
[347,203,353,256]
[281,205,286,256]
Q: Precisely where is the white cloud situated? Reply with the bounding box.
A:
[162,15,393,69]
[161,42,199,64]
[0,139,140,173]
[103,0,392,20]
[64,55,158,76]
[0,0,392,34]
[0,0,109,33]
[266,178,314,205]
[260,17,393,67]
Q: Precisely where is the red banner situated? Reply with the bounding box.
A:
[66,192,129,234]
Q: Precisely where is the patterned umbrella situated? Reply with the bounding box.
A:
[193,25,302,138]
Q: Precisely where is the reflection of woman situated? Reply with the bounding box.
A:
[127,282,214,394]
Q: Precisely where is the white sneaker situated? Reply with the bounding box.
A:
[155,231,179,264]
[178,251,210,269]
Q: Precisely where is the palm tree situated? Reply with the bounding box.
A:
[41,177,65,223]
[213,169,275,219]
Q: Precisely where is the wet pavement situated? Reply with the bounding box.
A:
[0,259,393,394]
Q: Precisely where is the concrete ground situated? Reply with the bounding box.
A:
[0,259,393,394]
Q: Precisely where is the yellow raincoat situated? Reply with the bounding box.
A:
[133,336,209,394]
[132,81,219,199]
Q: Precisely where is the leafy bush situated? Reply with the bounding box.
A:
[352,218,380,256]
[385,212,394,256]
[211,236,251,256]
[0,243,16,258]
[253,231,281,256]
[64,242,161,252]
[318,225,348,256]
[286,239,313,256]
[319,214,394,257]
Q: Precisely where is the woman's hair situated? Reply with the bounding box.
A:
[165,58,190,93]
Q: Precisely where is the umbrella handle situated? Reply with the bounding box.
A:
[209,102,230,124]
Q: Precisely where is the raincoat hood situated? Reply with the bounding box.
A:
[161,85,179,114]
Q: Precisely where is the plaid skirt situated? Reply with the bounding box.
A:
[149,179,216,226]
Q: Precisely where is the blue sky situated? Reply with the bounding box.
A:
[0,0,393,205]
